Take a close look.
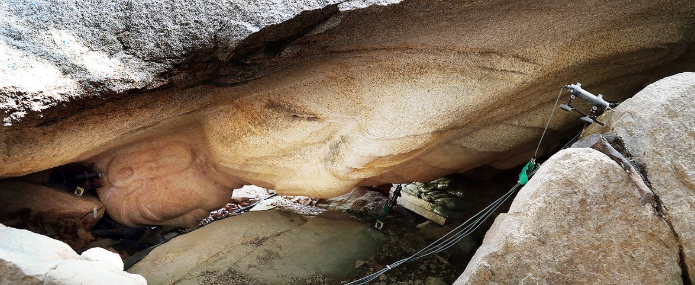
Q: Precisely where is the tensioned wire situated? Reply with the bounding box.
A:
[346,132,580,285]
[534,87,566,159]
[346,180,524,285]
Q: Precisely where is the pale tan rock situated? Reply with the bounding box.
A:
[1,0,695,227]
[455,148,682,284]
[590,72,695,281]
[90,131,237,227]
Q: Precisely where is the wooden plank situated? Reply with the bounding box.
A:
[395,190,449,225]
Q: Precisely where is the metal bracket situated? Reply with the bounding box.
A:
[559,83,615,125]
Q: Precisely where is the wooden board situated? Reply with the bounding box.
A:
[395,190,449,226]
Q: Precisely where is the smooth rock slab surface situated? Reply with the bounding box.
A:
[455,148,682,284]
[129,210,386,285]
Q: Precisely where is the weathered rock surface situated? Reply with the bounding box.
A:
[590,72,695,281]
[0,225,145,285]
[455,148,682,284]
[2,0,695,227]
[0,0,398,125]
[128,210,386,285]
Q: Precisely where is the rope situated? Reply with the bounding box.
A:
[534,87,566,158]
[346,132,582,285]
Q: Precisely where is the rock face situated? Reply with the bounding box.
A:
[0,0,396,125]
[590,72,695,281]
[455,148,682,284]
[0,225,145,285]
[128,210,386,285]
[2,0,695,227]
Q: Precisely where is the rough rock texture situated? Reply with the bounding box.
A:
[129,210,386,285]
[0,0,399,125]
[455,148,682,284]
[0,225,145,285]
[1,0,695,227]
[589,72,695,281]
[0,178,104,230]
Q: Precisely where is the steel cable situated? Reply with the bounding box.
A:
[346,133,581,285]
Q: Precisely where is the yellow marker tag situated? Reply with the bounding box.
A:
[74,186,85,196]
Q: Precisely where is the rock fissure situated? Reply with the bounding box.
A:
[456,147,685,284]
[662,209,693,285]
[231,227,297,266]
[592,133,693,284]
[574,134,658,208]
[3,1,695,284]
[608,132,695,284]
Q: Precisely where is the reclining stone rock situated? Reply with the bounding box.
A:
[1,0,694,227]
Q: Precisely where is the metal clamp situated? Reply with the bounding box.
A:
[559,83,617,126]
